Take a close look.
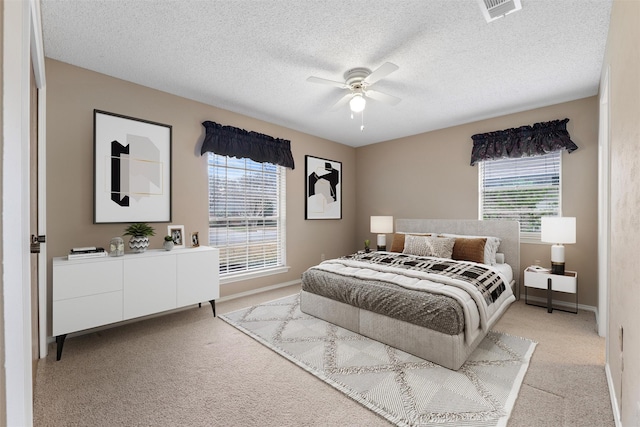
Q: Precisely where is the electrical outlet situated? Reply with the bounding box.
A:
[321,253,325,262]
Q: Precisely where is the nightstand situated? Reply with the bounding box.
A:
[524,267,578,314]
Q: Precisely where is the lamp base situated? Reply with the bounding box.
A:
[550,244,566,275]
[377,245,386,251]
[551,262,565,275]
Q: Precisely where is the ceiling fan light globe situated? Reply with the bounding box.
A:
[349,94,366,113]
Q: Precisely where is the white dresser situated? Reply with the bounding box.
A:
[53,246,219,359]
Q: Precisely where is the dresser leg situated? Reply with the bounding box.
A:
[209,300,216,317]
[56,334,67,361]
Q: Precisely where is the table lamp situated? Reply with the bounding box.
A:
[370,216,393,251]
[541,217,576,275]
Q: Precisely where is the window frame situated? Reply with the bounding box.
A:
[207,153,288,283]
[478,151,563,243]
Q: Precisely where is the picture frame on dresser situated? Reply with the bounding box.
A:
[168,225,185,249]
[94,110,172,223]
[305,155,342,220]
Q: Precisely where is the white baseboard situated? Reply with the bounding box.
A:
[605,362,622,427]
[218,279,301,303]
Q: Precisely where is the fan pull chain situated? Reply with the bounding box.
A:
[360,110,365,132]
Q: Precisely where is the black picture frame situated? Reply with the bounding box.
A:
[94,110,172,223]
[305,155,342,220]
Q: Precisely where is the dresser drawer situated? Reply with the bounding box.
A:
[53,259,123,300]
[53,291,123,336]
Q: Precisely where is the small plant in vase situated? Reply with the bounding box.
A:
[364,239,371,253]
[123,222,155,253]
[163,235,174,251]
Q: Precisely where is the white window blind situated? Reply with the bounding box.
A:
[479,151,561,240]
[208,153,286,276]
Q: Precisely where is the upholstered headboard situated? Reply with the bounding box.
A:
[395,219,520,290]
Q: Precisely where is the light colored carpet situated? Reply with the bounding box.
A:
[220,293,536,427]
[32,283,615,426]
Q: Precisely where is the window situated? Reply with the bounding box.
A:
[479,151,561,240]
[208,153,286,278]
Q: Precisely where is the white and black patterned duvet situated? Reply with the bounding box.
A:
[301,251,515,344]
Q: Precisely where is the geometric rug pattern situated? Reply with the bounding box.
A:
[220,294,536,427]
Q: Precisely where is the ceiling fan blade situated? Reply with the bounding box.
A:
[330,93,353,111]
[363,62,399,85]
[365,89,401,106]
[306,76,349,89]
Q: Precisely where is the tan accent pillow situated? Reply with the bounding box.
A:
[389,232,431,253]
[451,238,487,264]
[402,235,456,259]
[440,233,501,265]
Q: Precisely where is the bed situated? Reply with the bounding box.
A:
[300,219,520,370]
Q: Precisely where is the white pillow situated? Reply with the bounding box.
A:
[403,235,456,259]
[440,233,501,265]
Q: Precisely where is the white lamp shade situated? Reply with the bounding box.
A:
[370,216,394,233]
[541,217,576,244]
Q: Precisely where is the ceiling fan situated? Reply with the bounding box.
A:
[306,62,401,113]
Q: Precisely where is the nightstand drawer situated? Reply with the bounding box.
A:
[524,270,577,293]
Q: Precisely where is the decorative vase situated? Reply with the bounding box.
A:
[128,235,150,253]
[109,237,125,257]
[163,240,174,251]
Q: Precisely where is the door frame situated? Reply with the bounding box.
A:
[2,0,46,424]
[3,0,33,425]
[31,0,48,359]
[598,67,610,340]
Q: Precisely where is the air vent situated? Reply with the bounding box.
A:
[478,0,522,23]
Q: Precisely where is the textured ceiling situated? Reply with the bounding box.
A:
[40,0,613,147]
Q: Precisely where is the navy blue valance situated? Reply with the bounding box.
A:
[470,118,578,166]
[200,121,295,169]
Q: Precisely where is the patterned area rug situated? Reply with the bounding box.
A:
[220,294,536,427]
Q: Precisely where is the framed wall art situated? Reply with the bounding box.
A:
[94,110,172,223]
[305,155,342,220]
[168,225,185,249]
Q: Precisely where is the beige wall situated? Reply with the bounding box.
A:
[603,0,640,425]
[45,59,357,333]
[356,97,599,306]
